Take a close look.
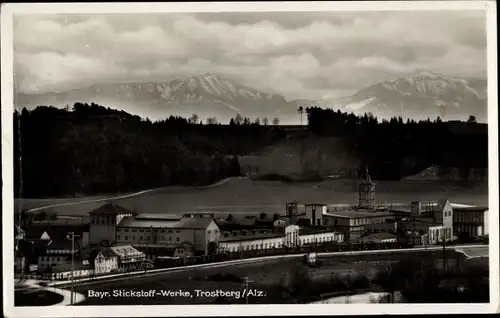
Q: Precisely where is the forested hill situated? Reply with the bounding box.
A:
[14,103,286,197]
[14,103,487,198]
[305,107,488,181]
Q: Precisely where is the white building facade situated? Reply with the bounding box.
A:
[115,215,221,255]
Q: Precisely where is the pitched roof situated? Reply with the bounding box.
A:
[90,203,134,215]
[452,206,488,212]
[219,232,284,243]
[30,218,90,226]
[227,216,258,226]
[110,245,144,258]
[133,243,195,256]
[47,239,76,251]
[117,216,179,228]
[175,217,215,229]
[436,199,450,211]
[118,215,215,230]
[135,214,182,221]
[97,247,119,258]
[371,232,397,240]
[24,223,89,240]
[299,227,340,235]
[324,210,391,218]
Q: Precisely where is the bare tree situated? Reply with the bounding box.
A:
[272,117,280,126]
[254,117,260,125]
[467,115,477,123]
[206,117,218,125]
[234,113,243,125]
[262,117,269,125]
[189,113,199,124]
[298,106,304,126]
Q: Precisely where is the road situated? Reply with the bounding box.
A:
[70,246,484,306]
[21,177,246,213]
[455,245,489,258]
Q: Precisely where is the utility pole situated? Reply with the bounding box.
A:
[68,232,75,305]
[442,232,447,271]
[243,276,254,304]
[66,231,80,305]
[15,112,23,259]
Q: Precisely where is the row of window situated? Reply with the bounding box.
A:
[96,257,115,264]
[222,229,267,238]
[120,228,181,234]
[117,235,181,242]
[454,212,482,223]
[222,234,340,252]
[39,256,64,262]
[366,228,393,234]
[300,235,338,245]
[118,228,219,234]
[96,266,114,272]
[223,241,283,252]
[92,215,114,225]
[430,228,452,241]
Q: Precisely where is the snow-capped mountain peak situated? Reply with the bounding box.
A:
[15,74,297,121]
[411,68,441,80]
[330,69,487,121]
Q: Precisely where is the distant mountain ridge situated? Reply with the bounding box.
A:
[15,69,487,122]
[15,74,297,121]
[313,69,487,122]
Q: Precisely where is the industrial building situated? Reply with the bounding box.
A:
[89,203,135,246]
[218,233,285,252]
[217,224,344,252]
[359,232,398,244]
[37,239,79,271]
[14,164,489,278]
[116,214,220,255]
[293,167,466,246]
[453,205,489,238]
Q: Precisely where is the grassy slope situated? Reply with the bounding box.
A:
[17,178,488,217]
[240,134,360,179]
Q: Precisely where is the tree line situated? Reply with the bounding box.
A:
[186,113,281,126]
[14,102,487,198]
[303,107,487,180]
[14,103,287,197]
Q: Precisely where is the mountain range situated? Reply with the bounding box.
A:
[15,69,487,123]
[312,69,487,122]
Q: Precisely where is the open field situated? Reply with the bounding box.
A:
[16,178,488,216]
[73,249,480,305]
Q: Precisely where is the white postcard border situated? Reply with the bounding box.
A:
[2,1,498,317]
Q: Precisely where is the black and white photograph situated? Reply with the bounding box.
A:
[2,1,498,317]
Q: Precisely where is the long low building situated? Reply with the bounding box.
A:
[310,206,394,242]
[218,233,285,252]
[217,225,344,253]
[298,228,345,246]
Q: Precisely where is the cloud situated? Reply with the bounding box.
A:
[13,11,487,99]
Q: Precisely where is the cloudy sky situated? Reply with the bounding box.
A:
[14,10,486,99]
